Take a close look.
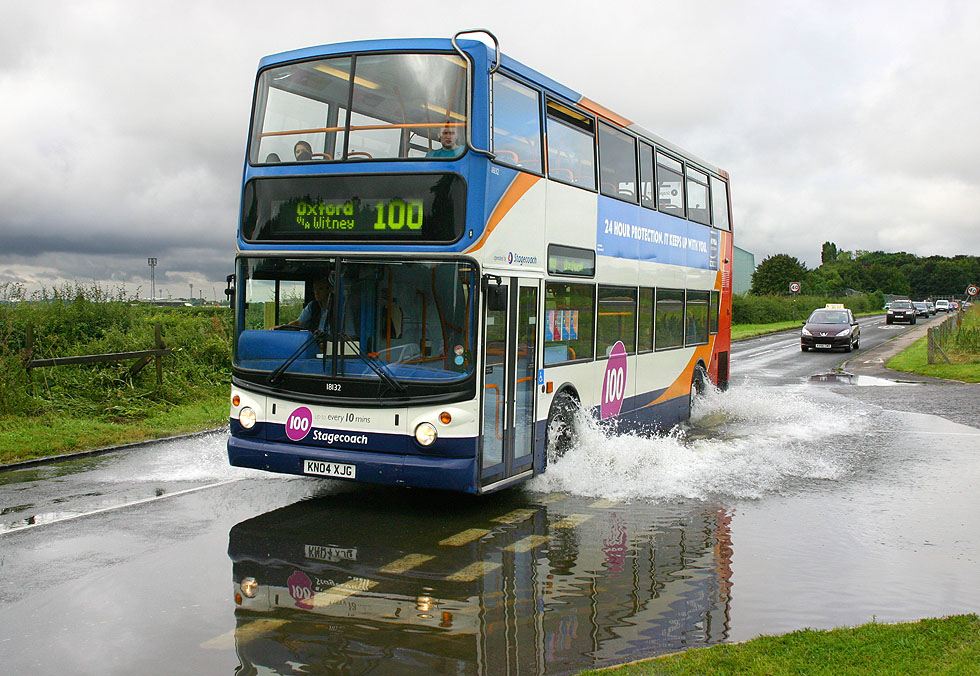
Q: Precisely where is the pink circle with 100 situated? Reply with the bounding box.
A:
[601,341,628,420]
[285,406,313,441]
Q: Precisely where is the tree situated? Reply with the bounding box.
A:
[750,254,809,295]
[821,241,838,265]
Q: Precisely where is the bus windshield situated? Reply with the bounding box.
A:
[235,257,476,391]
[250,52,468,164]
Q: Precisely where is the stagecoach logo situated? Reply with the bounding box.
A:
[507,251,538,266]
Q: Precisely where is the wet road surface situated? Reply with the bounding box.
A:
[1,313,978,674]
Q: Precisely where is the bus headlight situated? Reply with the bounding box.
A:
[239,407,257,429]
[240,576,259,598]
[414,422,437,446]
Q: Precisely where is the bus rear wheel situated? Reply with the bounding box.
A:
[689,365,708,413]
[546,392,577,462]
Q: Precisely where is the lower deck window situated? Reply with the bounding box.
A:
[597,285,637,356]
[655,288,684,350]
[544,282,594,364]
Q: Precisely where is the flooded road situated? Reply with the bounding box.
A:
[1,323,979,674]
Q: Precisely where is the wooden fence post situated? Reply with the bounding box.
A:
[155,323,165,386]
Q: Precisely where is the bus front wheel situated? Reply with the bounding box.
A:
[546,392,578,462]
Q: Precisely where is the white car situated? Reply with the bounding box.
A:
[935,300,950,312]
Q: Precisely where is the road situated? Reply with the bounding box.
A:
[1,312,977,675]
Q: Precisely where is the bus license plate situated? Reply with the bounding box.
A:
[304,459,356,479]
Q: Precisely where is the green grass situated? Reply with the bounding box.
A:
[886,336,980,382]
[0,385,229,465]
[583,615,980,676]
[731,320,804,341]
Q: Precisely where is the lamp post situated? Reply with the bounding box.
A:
[147,258,157,301]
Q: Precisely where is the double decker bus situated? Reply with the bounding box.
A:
[228,30,733,494]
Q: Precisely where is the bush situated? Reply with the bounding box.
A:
[0,286,232,421]
[733,292,884,324]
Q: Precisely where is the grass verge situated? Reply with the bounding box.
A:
[0,386,229,465]
[583,615,980,676]
[886,337,980,382]
[730,320,803,341]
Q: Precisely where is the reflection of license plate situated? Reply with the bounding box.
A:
[816,343,831,349]
[304,459,356,479]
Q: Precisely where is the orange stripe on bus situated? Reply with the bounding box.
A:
[577,97,633,128]
[465,173,540,254]
[644,340,715,407]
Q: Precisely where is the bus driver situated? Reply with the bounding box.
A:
[278,277,332,331]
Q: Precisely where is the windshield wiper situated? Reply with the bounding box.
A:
[268,330,328,385]
[339,333,406,393]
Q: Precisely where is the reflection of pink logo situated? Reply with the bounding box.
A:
[601,341,627,420]
[285,407,313,441]
[287,570,314,609]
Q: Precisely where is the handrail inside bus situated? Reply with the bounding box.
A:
[451,29,498,159]
[260,122,463,138]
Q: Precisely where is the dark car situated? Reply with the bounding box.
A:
[913,301,929,318]
[801,305,861,352]
[886,300,917,324]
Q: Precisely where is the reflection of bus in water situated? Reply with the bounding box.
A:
[227,29,734,494]
[228,490,733,674]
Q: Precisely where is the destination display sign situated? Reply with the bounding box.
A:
[242,173,465,243]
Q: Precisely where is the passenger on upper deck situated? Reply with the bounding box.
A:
[426,126,464,158]
[293,140,314,162]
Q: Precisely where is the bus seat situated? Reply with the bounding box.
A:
[551,168,574,182]
[544,344,569,364]
[495,149,519,165]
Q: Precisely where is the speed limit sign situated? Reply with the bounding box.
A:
[968,285,979,297]
[789,281,801,294]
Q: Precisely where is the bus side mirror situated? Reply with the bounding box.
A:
[483,275,506,311]
[225,273,236,307]
[487,285,506,312]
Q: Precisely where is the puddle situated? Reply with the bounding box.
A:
[807,372,914,386]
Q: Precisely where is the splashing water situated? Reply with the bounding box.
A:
[528,383,871,502]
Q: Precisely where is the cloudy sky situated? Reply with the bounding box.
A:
[2,0,978,300]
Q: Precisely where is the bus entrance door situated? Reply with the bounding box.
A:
[480,278,539,490]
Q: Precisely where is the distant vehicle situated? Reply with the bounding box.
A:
[801,304,860,352]
[925,301,936,315]
[951,301,961,311]
[886,300,917,324]
[935,299,950,312]
[912,302,929,318]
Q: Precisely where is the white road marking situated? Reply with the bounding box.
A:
[0,478,245,535]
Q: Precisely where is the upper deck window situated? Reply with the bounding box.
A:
[546,101,596,190]
[250,53,468,164]
[598,123,638,203]
[492,74,542,173]
[686,166,710,225]
[656,152,685,218]
[710,176,730,231]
